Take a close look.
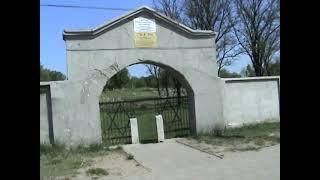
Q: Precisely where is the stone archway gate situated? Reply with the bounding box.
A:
[41,6,225,146]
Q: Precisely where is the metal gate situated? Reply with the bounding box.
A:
[99,96,192,145]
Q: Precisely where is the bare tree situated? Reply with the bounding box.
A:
[233,0,280,76]
[161,69,170,97]
[152,0,184,22]
[145,64,161,96]
[153,0,241,75]
[172,77,182,105]
[145,64,184,98]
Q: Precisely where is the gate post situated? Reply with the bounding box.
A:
[155,115,165,142]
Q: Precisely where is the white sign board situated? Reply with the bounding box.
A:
[134,17,156,32]
[133,17,157,48]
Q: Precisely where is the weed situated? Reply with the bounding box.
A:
[86,168,108,176]
[40,143,65,157]
[236,146,260,151]
[254,138,265,146]
[126,154,134,160]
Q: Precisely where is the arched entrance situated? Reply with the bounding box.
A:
[60,6,224,145]
[99,61,195,144]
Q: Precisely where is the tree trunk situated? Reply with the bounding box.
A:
[176,81,182,106]
[164,71,169,97]
[156,78,161,97]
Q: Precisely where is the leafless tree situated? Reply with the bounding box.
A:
[145,64,161,96]
[153,0,242,75]
[145,64,184,98]
[152,0,184,22]
[160,69,170,97]
[233,0,280,76]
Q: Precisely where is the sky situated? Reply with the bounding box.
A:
[40,0,250,78]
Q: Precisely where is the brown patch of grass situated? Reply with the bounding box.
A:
[40,143,117,179]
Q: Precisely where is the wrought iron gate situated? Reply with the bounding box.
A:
[99,96,192,145]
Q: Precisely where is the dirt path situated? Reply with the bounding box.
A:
[122,139,280,180]
[56,138,279,180]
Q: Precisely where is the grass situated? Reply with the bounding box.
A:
[40,142,118,179]
[86,168,108,176]
[189,122,280,152]
[223,122,280,137]
[230,146,260,152]
[137,109,158,143]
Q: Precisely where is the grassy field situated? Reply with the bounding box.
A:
[185,122,280,152]
[99,87,187,102]
[100,87,160,102]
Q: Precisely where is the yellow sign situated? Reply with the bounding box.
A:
[134,32,157,48]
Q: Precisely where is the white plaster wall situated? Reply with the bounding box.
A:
[40,93,50,143]
[39,8,225,146]
[222,77,280,128]
[40,81,103,146]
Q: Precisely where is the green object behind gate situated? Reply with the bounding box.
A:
[137,110,158,143]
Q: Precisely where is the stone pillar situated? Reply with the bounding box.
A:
[130,118,139,144]
[155,115,165,142]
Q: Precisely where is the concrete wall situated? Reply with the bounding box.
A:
[40,93,50,143]
[221,76,280,128]
[40,76,281,146]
